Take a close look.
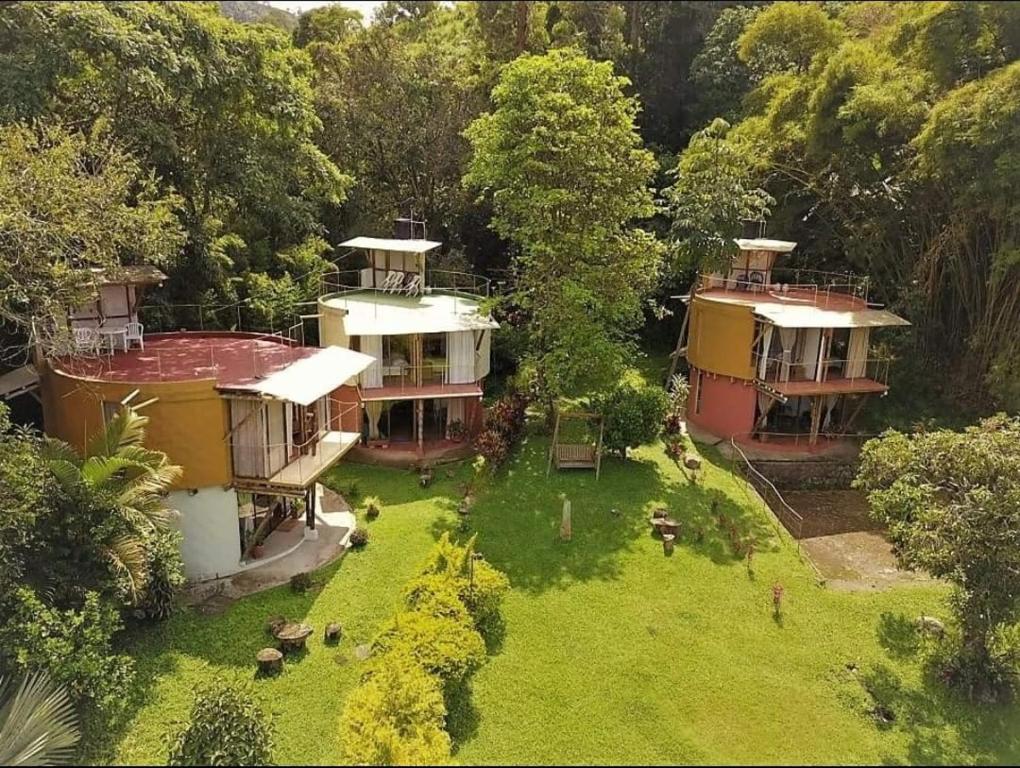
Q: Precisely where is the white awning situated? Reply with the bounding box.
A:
[0,365,39,400]
[735,238,797,252]
[248,346,374,405]
[754,304,910,329]
[340,236,442,254]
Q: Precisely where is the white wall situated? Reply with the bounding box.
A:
[168,487,242,582]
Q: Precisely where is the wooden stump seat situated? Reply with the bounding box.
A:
[256,647,283,676]
[275,622,314,654]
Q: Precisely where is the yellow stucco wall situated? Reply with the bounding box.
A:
[686,296,756,380]
[317,300,350,349]
[41,364,231,490]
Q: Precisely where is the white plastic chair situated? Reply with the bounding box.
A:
[381,271,404,293]
[72,327,101,356]
[404,274,423,296]
[125,321,144,350]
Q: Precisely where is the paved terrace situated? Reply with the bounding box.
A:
[51,331,318,388]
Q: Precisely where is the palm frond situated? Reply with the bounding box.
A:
[0,672,80,767]
[106,534,149,601]
[87,407,149,458]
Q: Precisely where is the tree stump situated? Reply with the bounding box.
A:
[662,533,676,555]
[256,647,283,676]
[275,622,314,654]
[266,615,287,636]
[325,622,342,645]
[684,454,702,470]
[652,508,669,520]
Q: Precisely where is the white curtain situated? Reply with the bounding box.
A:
[778,328,797,382]
[360,335,383,388]
[447,331,475,384]
[446,397,465,430]
[846,328,870,379]
[800,328,822,381]
[821,394,840,432]
[474,330,491,380]
[755,391,777,430]
[365,401,383,440]
[757,324,774,380]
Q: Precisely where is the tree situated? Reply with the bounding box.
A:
[737,1,844,75]
[293,4,362,47]
[855,416,1020,699]
[166,681,274,766]
[465,48,663,401]
[690,5,762,125]
[593,382,670,456]
[664,119,773,275]
[0,123,182,343]
[0,672,80,767]
[0,2,352,329]
[42,406,182,603]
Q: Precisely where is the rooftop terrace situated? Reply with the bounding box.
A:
[50,332,317,388]
[319,289,499,336]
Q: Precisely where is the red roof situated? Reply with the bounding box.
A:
[51,332,318,388]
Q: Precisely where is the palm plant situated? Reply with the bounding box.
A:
[0,672,80,766]
[42,406,182,601]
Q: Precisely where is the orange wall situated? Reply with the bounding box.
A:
[41,364,232,489]
[687,367,757,440]
[687,296,756,380]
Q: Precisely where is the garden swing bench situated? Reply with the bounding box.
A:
[546,407,605,480]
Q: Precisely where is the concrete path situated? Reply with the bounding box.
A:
[187,485,354,609]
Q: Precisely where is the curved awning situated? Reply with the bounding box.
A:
[754,305,910,329]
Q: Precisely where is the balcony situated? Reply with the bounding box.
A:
[360,362,482,401]
[232,425,361,493]
[753,353,891,398]
[320,268,492,299]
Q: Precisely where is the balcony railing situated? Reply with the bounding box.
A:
[698,267,870,307]
[319,268,491,298]
[360,362,479,394]
[231,419,361,489]
[753,352,891,387]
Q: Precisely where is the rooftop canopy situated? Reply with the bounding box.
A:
[241,345,374,405]
[339,236,442,254]
[753,304,910,329]
[735,238,798,253]
[322,291,499,336]
[90,264,167,285]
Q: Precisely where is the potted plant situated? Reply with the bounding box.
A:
[447,418,468,442]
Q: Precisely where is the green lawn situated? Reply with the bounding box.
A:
[99,367,1020,764]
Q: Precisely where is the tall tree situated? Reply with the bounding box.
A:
[293,3,362,46]
[0,124,182,350]
[0,2,352,329]
[856,416,1020,699]
[465,48,662,400]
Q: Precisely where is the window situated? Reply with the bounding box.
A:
[423,333,445,358]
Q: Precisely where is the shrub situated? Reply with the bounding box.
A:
[349,528,369,549]
[372,610,486,687]
[475,392,529,468]
[166,680,274,766]
[138,528,185,621]
[364,496,381,521]
[410,533,510,641]
[446,419,468,441]
[289,572,312,594]
[594,382,670,456]
[339,655,452,766]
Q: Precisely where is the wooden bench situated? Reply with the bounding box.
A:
[555,443,597,469]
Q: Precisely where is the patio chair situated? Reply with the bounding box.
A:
[72,327,101,356]
[404,273,423,296]
[381,271,404,293]
[125,321,144,350]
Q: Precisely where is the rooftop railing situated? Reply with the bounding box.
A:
[319,267,491,298]
[698,267,870,308]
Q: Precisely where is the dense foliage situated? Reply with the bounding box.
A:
[855,416,1020,699]
[340,534,507,764]
[474,391,529,468]
[594,382,670,456]
[166,680,274,766]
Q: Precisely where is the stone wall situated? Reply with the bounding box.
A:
[750,458,860,491]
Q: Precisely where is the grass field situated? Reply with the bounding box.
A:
[99,351,1020,765]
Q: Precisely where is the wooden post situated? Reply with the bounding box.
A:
[594,418,605,481]
[808,395,823,445]
[306,486,316,530]
[666,293,693,385]
[416,399,424,452]
[547,409,561,477]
